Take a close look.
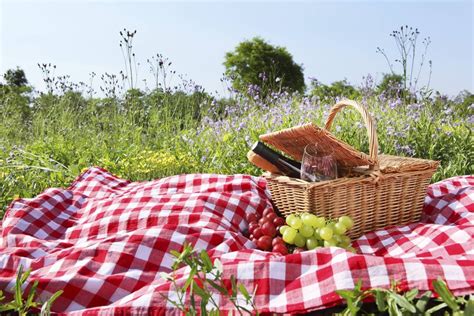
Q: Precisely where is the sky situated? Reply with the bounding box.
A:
[0,0,472,96]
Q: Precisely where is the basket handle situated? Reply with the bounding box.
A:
[324,99,379,169]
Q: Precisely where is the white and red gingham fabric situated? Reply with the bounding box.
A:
[0,167,473,315]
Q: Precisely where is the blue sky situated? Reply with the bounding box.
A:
[1,0,472,96]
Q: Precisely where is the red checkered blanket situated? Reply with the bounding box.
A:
[0,168,473,314]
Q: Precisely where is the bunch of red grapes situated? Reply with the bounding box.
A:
[245,210,356,255]
[245,208,288,255]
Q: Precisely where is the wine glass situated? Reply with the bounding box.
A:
[300,144,338,182]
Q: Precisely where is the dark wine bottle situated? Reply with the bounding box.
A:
[251,141,301,178]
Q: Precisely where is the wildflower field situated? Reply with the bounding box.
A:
[1,75,472,217]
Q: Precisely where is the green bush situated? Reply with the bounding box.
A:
[309,79,361,101]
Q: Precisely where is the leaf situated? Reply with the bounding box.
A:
[157,292,183,311]
[183,243,194,257]
[47,290,63,306]
[388,292,416,313]
[348,303,361,316]
[40,290,63,316]
[354,280,363,293]
[191,279,208,299]
[0,302,16,312]
[183,267,197,292]
[207,280,228,295]
[189,285,196,315]
[170,250,181,258]
[26,280,39,308]
[433,279,459,311]
[374,290,387,311]
[15,265,25,309]
[465,299,474,316]
[388,297,403,316]
[426,302,447,314]
[238,283,250,300]
[230,275,237,299]
[336,289,355,301]
[199,251,213,272]
[405,288,419,301]
[342,304,360,316]
[337,287,367,316]
[20,268,31,285]
[415,290,432,312]
[340,305,358,316]
[349,296,362,315]
[200,299,208,316]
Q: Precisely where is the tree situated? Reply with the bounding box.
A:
[224,37,305,97]
[0,68,31,122]
[0,67,31,120]
[3,67,28,87]
[376,73,404,99]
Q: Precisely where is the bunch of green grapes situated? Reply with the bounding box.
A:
[279,213,356,252]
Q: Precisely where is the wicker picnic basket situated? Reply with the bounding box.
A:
[259,100,439,238]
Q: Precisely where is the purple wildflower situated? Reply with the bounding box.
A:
[444,108,453,115]
[388,98,402,110]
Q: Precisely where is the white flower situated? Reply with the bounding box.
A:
[159,272,173,281]
[213,258,223,274]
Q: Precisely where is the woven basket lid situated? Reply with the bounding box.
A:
[260,100,439,175]
[259,123,376,168]
[377,155,439,173]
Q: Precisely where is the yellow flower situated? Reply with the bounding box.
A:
[222,133,232,142]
